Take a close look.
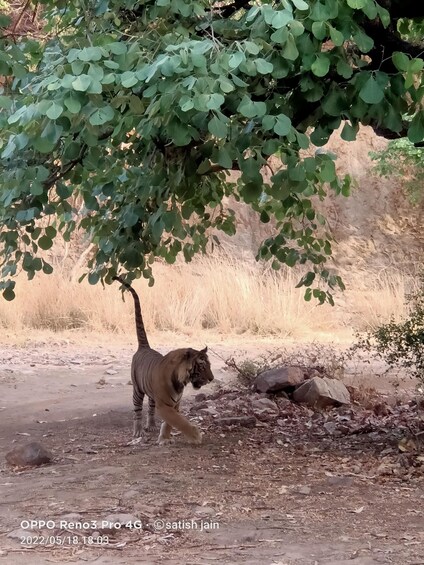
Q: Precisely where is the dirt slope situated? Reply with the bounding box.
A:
[219,127,423,273]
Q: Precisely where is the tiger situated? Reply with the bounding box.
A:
[113,276,214,446]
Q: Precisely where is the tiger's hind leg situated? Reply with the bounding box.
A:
[145,397,157,432]
[132,385,145,438]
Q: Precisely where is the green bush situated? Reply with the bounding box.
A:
[353,276,424,384]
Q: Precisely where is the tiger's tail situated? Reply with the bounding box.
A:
[113,276,150,349]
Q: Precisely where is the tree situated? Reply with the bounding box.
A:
[371,139,424,205]
[0,0,423,302]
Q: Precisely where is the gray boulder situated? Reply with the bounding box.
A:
[254,366,305,393]
[293,377,350,408]
[251,398,279,420]
[6,442,52,467]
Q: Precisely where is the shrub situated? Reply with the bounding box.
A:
[352,276,424,384]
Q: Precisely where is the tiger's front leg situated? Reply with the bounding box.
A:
[156,402,202,445]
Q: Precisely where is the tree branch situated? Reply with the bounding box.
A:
[213,0,251,18]
[364,20,424,73]
[42,130,113,190]
[378,0,424,20]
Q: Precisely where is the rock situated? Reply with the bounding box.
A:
[323,421,338,435]
[216,416,257,428]
[6,442,52,467]
[102,513,140,526]
[198,407,218,417]
[293,377,350,408]
[296,485,312,495]
[105,369,118,375]
[7,528,32,540]
[251,398,279,420]
[191,402,208,411]
[194,393,207,402]
[194,505,216,517]
[326,476,354,488]
[254,366,305,393]
[59,513,82,522]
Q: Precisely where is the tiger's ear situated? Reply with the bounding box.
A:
[183,349,197,360]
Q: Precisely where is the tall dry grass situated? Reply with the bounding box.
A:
[0,255,416,338]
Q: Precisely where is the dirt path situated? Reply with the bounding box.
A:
[0,338,423,564]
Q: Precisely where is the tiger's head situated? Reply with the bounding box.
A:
[187,347,214,389]
[173,347,214,390]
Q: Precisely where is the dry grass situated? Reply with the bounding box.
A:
[0,255,415,338]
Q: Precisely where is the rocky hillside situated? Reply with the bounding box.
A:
[220,126,423,274]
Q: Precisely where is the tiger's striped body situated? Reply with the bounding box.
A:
[114,276,214,445]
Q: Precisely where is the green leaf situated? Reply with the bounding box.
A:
[208,116,227,138]
[88,272,100,285]
[89,106,115,126]
[408,112,424,144]
[255,58,274,74]
[392,52,409,72]
[262,115,276,131]
[38,236,53,250]
[218,76,234,93]
[121,71,138,88]
[260,210,270,223]
[291,0,309,10]
[244,41,260,55]
[0,95,13,109]
[320,160,336,182]
[206,93,225,111]
[78,46,103,62]
[341,121,358,141]
[46,102,63,120]
[2,288,15,301]
[64,95,82,114]
[217,147,233,169]
[42,261,54,275]
[353,30,374,53]
[337,59,353,79]
[72,75,92,92]
[274,114,292,136]
[281,34,299,61]
[312,22,326,40]
[409,58,424,74]
[271,27,289,44]
[359,76,385,104]
[108,42,127,55]
[228,52,245,69]
[329,26,344,46]
[311,54,330,77]
[238,96,266,118]
[271,10,292,29]
[347,0,366,8]
[180,99,194,112]
[30,182,44,196]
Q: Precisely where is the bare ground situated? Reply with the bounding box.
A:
[0,335,423,565]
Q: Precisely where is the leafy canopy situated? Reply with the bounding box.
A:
[0,0,423,302]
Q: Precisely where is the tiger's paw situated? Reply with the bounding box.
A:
[133,421,143,438]
[157,437,175,446]
[189,428,203,445]
[144,419,157,433]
